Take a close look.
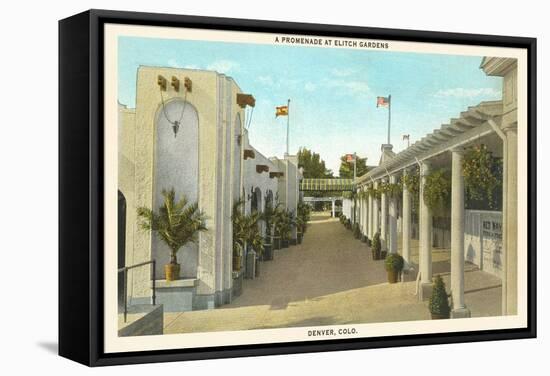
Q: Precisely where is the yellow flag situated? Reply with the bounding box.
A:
[276,105,289,117]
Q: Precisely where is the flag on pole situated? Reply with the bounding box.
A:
[275,105,289,117]
[345,153,355,163]
[376,96,390,108]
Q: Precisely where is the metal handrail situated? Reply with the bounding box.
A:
[118,260,156,323]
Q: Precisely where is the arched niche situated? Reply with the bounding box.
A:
[152,98,199,279]
[254,187,262,213]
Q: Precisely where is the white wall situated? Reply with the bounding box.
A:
[153,99,199,278]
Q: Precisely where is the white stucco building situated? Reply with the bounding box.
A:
[118,66,301,312]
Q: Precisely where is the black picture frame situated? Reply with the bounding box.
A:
[59,9,537,367]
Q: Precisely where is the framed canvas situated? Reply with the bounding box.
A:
[58,9,537,366]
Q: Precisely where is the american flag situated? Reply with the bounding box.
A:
[376,96,390,108]
[345,154,355,162]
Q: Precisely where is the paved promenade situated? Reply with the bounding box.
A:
[164,212,501,334]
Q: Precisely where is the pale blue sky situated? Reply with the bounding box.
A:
[119,36,502,175]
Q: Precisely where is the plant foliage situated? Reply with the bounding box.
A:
[137,188,207,264]
[423,168,451,215]
[463,144,503,209]
[429,275,450,318]
[384,253,404,272]
[401,167,420,212]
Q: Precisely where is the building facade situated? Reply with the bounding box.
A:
[118,66,301,312]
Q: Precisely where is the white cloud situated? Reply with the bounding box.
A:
[166,59,201,70]
[304,82,317,92]
[434,87,501,99]
[257,75,274,85]
[324,78,370,96]
[206,60,240,73]
[331,68,355,77]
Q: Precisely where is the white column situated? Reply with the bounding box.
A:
[373,181,380,236]
[419,161,433,300]
[380,179,388,251]
[362,189,368,235]
[388,175,398,254]
[368,186,374,238]
[450,149,470,318]
[402,169,412,267]
[331,199,335,218]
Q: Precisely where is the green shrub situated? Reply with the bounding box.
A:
[429,275,450,318]
[345,219,352,229]
[353,222,361,239]
[372,231,381,258]
[384,253,404,272]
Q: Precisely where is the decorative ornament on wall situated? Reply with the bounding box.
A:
[158,74,192,138]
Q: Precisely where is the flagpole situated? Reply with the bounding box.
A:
[353,152,357,180]
[286,99,290,155]
[387,94,391,144]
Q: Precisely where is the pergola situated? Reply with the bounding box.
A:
[355,92,516,318]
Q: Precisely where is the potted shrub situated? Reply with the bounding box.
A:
[384,253,404,283]
[296,202,310,243]
[353,222,361,239]
[232,242,243,272]
[263,235,273,260]
[429,275,451,319]
[371,231,381,260]
[275,209,294,248]
[361,234,368,243]
[345,218,352,230]
[247,212,264,277]
[261,200,279,256]
[137,188,207,281]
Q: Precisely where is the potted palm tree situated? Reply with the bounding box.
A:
[232,199,251,271]
[260,201,279,260]
[384,253,404,283]
[244,211,264,277]
[282,210,295,248]
[137,188,207,281]
[429,275,451,319]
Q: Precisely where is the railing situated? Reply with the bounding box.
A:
[118,260,156,323]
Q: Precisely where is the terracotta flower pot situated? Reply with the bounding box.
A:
[386,269,399,283]
[164,263,180,281]
[264,244,273,260]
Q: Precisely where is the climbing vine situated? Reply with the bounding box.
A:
[379,180,401,198]
[367,184,381,199]
[462,144,502,209]
[342,191,355,200]
[423,168,451,215]
[402,166,420,212]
